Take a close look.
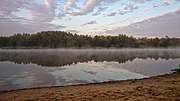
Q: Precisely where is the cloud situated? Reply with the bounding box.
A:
[163,0,173,5]
[63,0,76,11]
[81,20,97,26]
[153,0,174,8]
[0,0,61,35]
[105,4,138,16]
[144,8,149,12]
[0,0,29,16]
[66,29,79,33]
[0,22,41,35]
[0,20,66,36]
[132,0,146,4]
[72,0,101,16]
[102,9,180,37]
[153,3,161,8]
[72,0,121,16]
[132,0,153,4]
[49,25,66,29]
[0,0,180,36]
[92,6,108,16]
[122,4,138,12]
[0,0,55,22]
[0,0,55,28]
[106,12,117,16]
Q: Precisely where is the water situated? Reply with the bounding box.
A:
[0,49,179,91]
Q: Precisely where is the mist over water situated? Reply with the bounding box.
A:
[0,49,180,91]
[0,48,180,67]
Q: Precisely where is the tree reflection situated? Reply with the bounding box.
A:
[0,49,180,67]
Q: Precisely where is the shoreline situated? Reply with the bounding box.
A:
[0,76,148,93]
[1,47,180,49]
[0,74,180,101]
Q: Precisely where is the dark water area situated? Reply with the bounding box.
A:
[0,49,180,91]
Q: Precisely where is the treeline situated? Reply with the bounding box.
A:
[0,31,180,48]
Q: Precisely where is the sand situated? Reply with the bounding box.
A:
[0,74,180,101]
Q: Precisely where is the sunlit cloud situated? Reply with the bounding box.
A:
[72,0,101,16]
[63,0,75,11]
[46,0,51,7]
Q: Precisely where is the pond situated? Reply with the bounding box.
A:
[0,49,180,91]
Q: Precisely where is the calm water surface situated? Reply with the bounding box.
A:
[0,49,180,91]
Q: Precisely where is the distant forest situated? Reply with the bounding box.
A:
[0,31,180,48]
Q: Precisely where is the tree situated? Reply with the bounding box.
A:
[0,31,179,48]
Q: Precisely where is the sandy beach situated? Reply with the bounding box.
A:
[0,74,180,101]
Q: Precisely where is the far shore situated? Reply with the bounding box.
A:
[0,46,180,49]
[0,73,180,101]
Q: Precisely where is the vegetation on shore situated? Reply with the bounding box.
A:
[0,31,180,48]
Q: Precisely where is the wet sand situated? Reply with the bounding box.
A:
[0,74,180,101]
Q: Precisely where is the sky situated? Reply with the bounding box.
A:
[0,0,180,37]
